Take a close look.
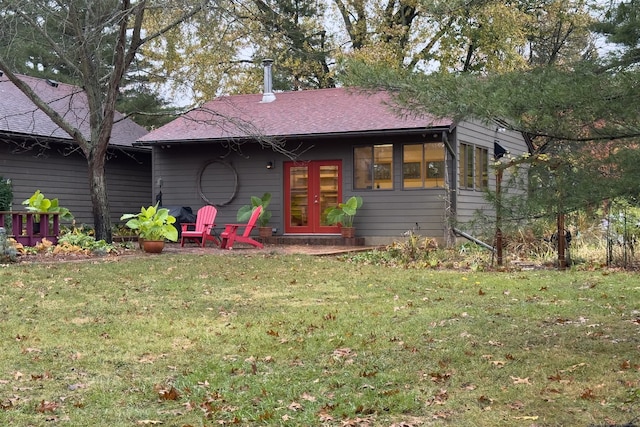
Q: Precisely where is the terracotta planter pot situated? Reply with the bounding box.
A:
[341,227,355,238]
[142,239,165,253]
[259,227,273,238]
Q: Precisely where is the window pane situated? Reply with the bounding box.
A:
[466,146,474,188]
[425,143,445,188]
[475,147,488,189]
[460,143,474,189]
[403,144,423,188]
[354,146,372,189]
[319,165,339,225]
[289,166,308,226]
[373,144,393,189]
[459,144,467,188]
[483,149,488,188]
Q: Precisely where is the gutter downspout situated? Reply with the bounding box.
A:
[453,228,496,252]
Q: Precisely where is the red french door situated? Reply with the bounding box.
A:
[284,160,342,234]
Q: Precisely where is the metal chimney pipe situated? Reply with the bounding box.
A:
[261,59,276,103]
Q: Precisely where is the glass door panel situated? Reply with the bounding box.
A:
[285,161,341,233]
[289,166,309,228]
[318,165,339,227]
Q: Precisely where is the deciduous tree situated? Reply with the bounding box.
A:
[0,0,211,241]
[143,0,594,99]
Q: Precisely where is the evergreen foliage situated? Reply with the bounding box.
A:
[342,1,640,235]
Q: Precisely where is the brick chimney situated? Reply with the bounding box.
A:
[261,59,276,103]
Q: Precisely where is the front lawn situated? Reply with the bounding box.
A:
[0,253,638,426]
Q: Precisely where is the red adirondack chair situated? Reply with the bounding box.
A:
[180,205,219,247]
[219,206,264,250]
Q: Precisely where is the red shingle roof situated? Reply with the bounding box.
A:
[138,87,452,143]
[0,73,147,147]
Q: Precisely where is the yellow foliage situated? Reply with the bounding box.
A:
[52,242,89,255]
[35,238,53,253]
[9,238,24,254]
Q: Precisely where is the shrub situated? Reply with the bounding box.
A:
[57,227,116,255]
[0,227,18,263]
[341,232,442,268]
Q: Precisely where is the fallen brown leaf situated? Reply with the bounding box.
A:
[157,386,180,401]
[507,400,525,410]
[510,376,532,385]
[288,401,303,411]
[36,400,59,413]
[301,392,316,402]
[580,388,596,400]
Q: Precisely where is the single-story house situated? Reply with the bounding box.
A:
[0,72,151,226]
[137,62,531,246]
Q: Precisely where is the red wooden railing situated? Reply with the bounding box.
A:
[0,211,60,246]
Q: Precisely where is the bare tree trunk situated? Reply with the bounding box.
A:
[557,212,566,270]
[88,154,112,243]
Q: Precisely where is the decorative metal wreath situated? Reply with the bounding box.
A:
[196,159,238,206]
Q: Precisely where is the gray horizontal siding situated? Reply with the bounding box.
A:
[453,120,529,232]
[154,138,451,241]
[1,141,151,226]
[354,193,447,238]
[152,144,283,228]
[152,122,529,244]
[106,151,153,222]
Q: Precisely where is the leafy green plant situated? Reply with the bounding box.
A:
[120,203,178,242]
[57,227,116,255]
[324,196,363,227]
[237,192,272,227]
[21,190,74,222]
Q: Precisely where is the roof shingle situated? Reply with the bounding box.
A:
[138,87,452,143]
[0,73,147,147]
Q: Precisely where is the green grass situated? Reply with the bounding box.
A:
[0,253,638,426]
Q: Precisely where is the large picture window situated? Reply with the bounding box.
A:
[459,143,489,190]
[402,143,445,188]
[354,144,394,190]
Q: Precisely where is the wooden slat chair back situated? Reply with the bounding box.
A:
[180,205,219,247]
[219,206,264,250]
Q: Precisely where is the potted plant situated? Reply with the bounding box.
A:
[324,196,363,238]
[120,204,178,253]
[237,192,273,238]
